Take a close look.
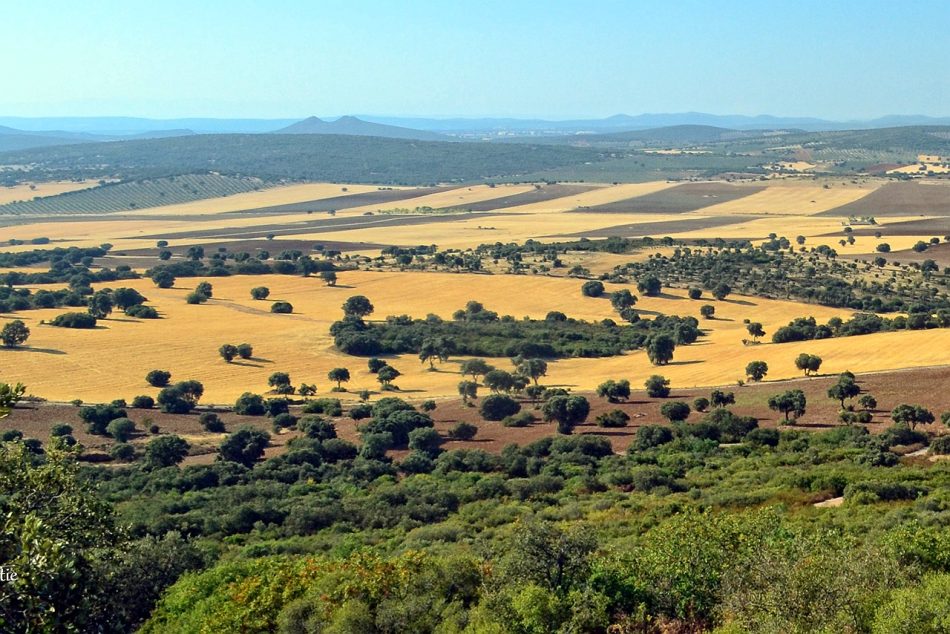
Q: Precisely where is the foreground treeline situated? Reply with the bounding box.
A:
[3,404,949,632]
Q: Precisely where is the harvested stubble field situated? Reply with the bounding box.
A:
[694,180,877,216]
[0,180,100,205]
[5,271,950,406]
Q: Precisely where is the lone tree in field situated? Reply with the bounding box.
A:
[712,283,732,300]
[745,361,769,382]
[377,365,401,389]
[660,401,691,423]
[542,395,591,435]
[581,280,605,297]
[270,301,293,314]
[711,390,735,408]
[321,270,338,286]
[195,281,213,298]
[145,369,171,388]
[610,289,638,312]
[647,334,676,365]
[768,389,807,421]
[1,320,30,348]
[891,404,935,430]
[479,394,521,421]
[688,287,702,300]
[157,380,204,414]
[328,367,350,390]
[87,291,114,319]
[700,304,715,319]
[460,358,494,381]
[219,427,270,467]
[859,394,877,411]
[644,375,671,398]
[827,373,860,408]
[419,337,452,369]
[368,357,388,373]
[637,276,662,297]
[794,353,823,376]
[483,369,516,393]
[219,344,238,363]
[145,435,189,468]
[250,286,270,300]
[458,380,478,405]
[342,295,374,319]
[151,270,175,289]
[236,343,253,359]
[596,379,631,403]
[268,372,294,395]
[112,287,147,310]
[516,358,548,385]
[746,322,765,342]
[186,246,205,261]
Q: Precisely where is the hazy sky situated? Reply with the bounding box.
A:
[2,0,948,120]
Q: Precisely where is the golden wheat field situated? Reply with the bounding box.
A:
[4,270,949,404]
[694,180,877,216]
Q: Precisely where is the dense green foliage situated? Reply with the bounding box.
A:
[0,134,607,185]
[49,410,948,633]
[331,300,701,359]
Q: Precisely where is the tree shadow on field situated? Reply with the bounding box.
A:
[106,317,142,324]
[328,284,356,289]
[726,298,757,306]
[633,308,665,317]
[5,346,66,355]
[655,292,684,301]
[232,360,266,368]
[664,360,703,366]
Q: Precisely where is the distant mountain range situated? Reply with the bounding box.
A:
[274,116,445,140]
[3,111,950,153]
[0,124,196,152]
[3,112,950,139]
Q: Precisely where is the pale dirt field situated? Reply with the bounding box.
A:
[4,270,949,405]
[694,181,877,216]
[765,161,817,172]
[886,163,950,175]
[0,180,100,205]
[123,182,394,217]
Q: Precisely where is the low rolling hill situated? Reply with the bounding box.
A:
[275,115,446,141]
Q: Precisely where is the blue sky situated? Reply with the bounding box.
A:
[2,0,948,119]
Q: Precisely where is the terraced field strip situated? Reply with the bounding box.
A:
[551,214,759,238]
[573,182,767,214]
[125,182,392,217]
[284,212,686,251]
[452,183,600,211]
[695,182,877,216]
[497,181,677,213]
[336,183,538,214]
[217,184,445,216]
[6,270,950,403]
[820,181,950,217]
